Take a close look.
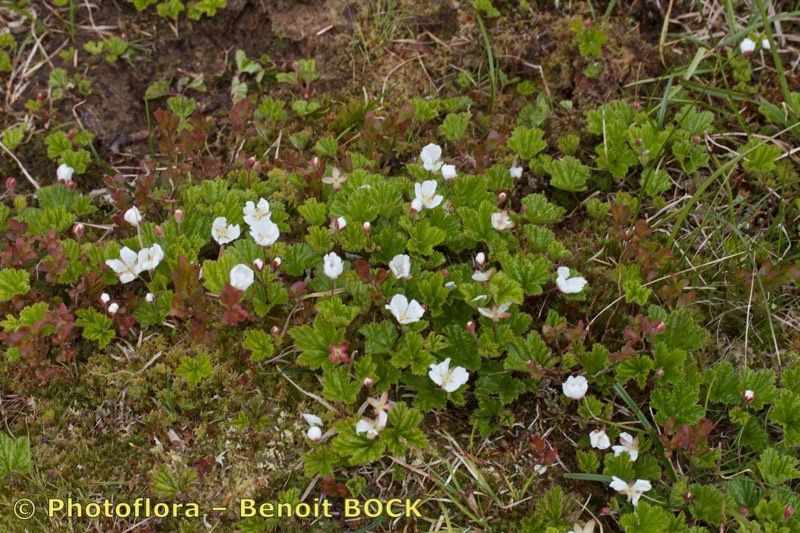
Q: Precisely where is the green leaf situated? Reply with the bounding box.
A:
[331,420,386,465]
[507,126,547,161]
[543,156,589,192]
[76,308,115,348]
[382,402,428,455]
[303,447,339,477]
[640,168,671,197]
[620,502,675,533]
[0,433,32,478]
[176,353,214,387]
[0,268,30,301]
[650,381,705,425]
[757,447,799,486]
[687,484,723,526]
[322,367,361,405]
[616,356,654,388]
[291,321,344,370]
[242,329,275,362]
[438,112,471,142]
[520,194,566,225]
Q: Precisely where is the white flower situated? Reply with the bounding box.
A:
[105,246,141,283]
[441,164,457,180]
[107,302,119,314]
[249,218,280,246]
[302,413,323,442]
[568,519,596,533]
[428,358,469,393]
[474,252,486,267]
[509,165,523,179]
[229,264,254,291]
[761,38,770,50]
[124,206,143,227]
[302,413,323,427]
[562,375,588,400]
[243,198,271,227]
[534,464,548,475]
[590,430,611,450]
[137,243,164,271]
[355,410,388,440]
[335,216,347,230]
[389,254,411,279]
[145,292,155,303]
[556,266,587,294]
[420,143,443,172]
[323,252,344,280]
[57,163,75,183]
[471,269,493,282]
[612,432,639,461]
[739,37,756,55]
[385,294,424,324]
[413,180,443,210]
[212,217,240,245]
[477,301,512,322]
[491,211,514,231]
[100,293,110,304]
[609,477,651,506]
[321,167,347,190]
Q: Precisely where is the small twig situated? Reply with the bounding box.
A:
[0,140,40,189]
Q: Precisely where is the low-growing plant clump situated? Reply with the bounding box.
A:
[1,0,799,531]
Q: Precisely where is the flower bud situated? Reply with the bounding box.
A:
[362,221,371,234]
[73,223,85,238]
[145,292,155,303]
[600,507,613,516]
[310,156,320,169]
[107,302,119,314]
[743,389,754,402]
[154,225,164,237]
[253,258,265,271]
[363,377,374,388]
[67,180,77,189]
[306,426,322,442]
[330,216,346,231]
[245,156,257,169]
[475,252,486,267]
[466,320,476,333]
[270,325,281,336]
[654,368,665,378]
[785,506,794,520]
[5,177,16,191]
[497,192,507,203]
[174,209,184,223]
[683,492,693,502]
[100,293,110,305]
[271,257,282,270]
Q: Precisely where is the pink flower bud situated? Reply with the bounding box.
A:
[271,257,282,270]
[363,377,374,388]
[600,507,613,516]
[683,492,693,502]
[154,225,164,237]
[466,320,476,333]
[785,506,794,520]
[270,325,281,336]
[5,177,16,191]
[743,389,754,402]
[145,292,155,303]
[497,192,507,203]
[67,180,76,189]
[310,156,320,169]
[362,221,371,234]
[73,223,85,238]
[253,258,265,271]
[174,209,184,223]
[245,156,257,169]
